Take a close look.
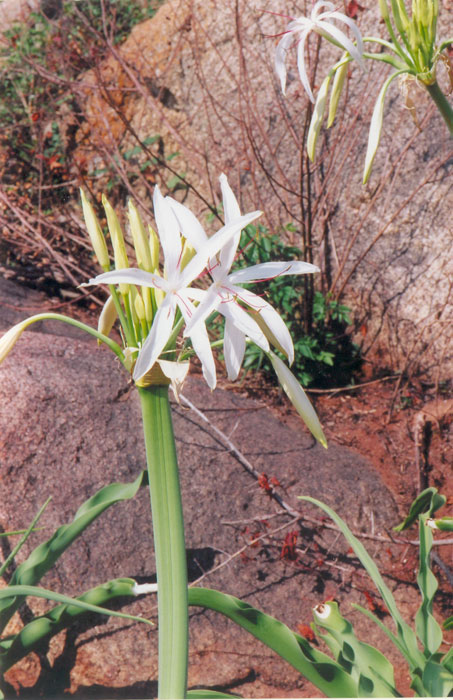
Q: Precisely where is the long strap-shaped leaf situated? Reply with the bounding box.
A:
[299,496,426,672]
[416,514,443,657]
[0,470,147,630]
[0,578,150,674]
[188,587,359,698]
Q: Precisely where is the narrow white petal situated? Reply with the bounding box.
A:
[228,260,319,284]
[275,32,295,94]
[167,197,208,250]
[312,1,335,18]
[177,296,217,390]
[246,294,295,364]
[321,12,363,57]
[219,173,241,221]
[296,29,315,102]
[268,352,327,448]
[223,316,246,381]
[185,287,207,302]
[223,302,269,352]
[133,297,175,380]
[184,285,220,336]
[178,210,262,288]
[84,268,170,292]
[153,186,182,277]
[218,174,242,272]
[316,21,362,64]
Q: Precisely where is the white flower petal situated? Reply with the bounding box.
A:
[296,28,315,102]
[319,11,363,58]
[166,197,208,251]
[228,260,319,284]
[133,296,175,380]
[223,302,269,352]
[153,186,182,278]
[223,316,246,381]
[84,268,170,292]
[177,293,217,390]
[184,285,220,337]
[242,292,294,364]
[218,174,242,272]
[219,173,241,221]
[275,31,295,94]
[316,20,362,65]
[268,352,327,448]
[179,210,262,288]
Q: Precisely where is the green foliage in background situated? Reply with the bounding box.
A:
[0,0,160,196]
[211,223,361,387]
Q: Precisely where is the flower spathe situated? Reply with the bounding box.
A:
[184,174,320,380]
[275,1,363,102]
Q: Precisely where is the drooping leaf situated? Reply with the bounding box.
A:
[394,488,446,531]
[189,587,359,697]
[0,470,147,630]
[299,496,425,671]
[0,578,152,673]
[187,691,241,699]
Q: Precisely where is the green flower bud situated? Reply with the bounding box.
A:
[80,189,110,271]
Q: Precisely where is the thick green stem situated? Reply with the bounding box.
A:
[425,81,453,135]
[138,385,188,699]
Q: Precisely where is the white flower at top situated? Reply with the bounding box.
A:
[275,0,363,102]
[182,174,319,381]
[84,185,262,388]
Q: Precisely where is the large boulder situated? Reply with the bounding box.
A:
[73,0,453,384]
[0,280,405,697]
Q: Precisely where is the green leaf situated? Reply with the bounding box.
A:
[312,601,398,697]
[299,496,425,671]
[443,616,453,630]
[415,514,443,655]
[394,488,446,531]
[0,583,151,626]
[0,470,147,631]
[187,691,241,699]
[0,499,50,578]
[189,587,359,697]
[422,657,453,697]
[0,578,151,673]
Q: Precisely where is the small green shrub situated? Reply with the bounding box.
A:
[212,224,362,387]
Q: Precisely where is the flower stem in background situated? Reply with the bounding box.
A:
[138,385,188,699]
[425,80,453,135]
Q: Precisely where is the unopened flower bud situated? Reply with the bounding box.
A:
[80,189,110,271]
[128,200,153,271]
[97,295,117,339]
[0,321,26,363]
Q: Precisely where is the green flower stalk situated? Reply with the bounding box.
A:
[276,0,453,182]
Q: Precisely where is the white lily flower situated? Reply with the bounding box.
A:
[184,174,319,380]
[275,1,363,102]
[85,185,262,388]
